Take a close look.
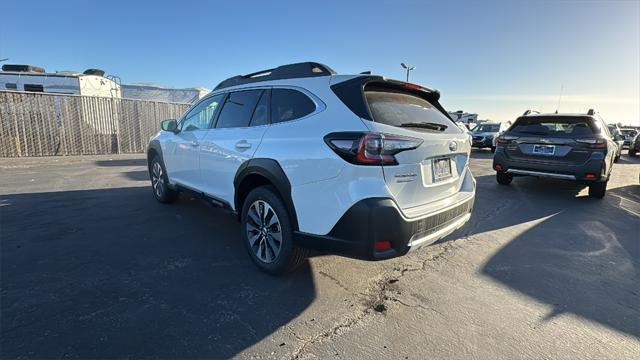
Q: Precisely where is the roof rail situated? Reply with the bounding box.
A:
[587,109,596,115]
[214,62,336,91]
[522,110,540,116]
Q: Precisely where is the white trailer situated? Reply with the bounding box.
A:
[449,111,478,124]
[0,65,121,98]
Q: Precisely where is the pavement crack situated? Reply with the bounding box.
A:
[318,270,350,292]
[290,242,458,359]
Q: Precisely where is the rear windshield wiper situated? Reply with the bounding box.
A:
[399,122,448,131]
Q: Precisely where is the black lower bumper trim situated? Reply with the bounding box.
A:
[294,196,474,261]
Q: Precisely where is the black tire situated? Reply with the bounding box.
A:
[496,171,513,185]
[630,148,637,157]
[241,185,308,275]
[149,156,178,203]
[490,146,496,153]
[588,181,607,199]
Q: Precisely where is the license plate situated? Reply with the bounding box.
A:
[532,144,556,155]
[433,158,452,181]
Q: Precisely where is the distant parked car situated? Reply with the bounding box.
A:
[621,128,637,149]
[607,125,624,162]
[493,111,617,198]
[629,133,640,156]
[470,122,508,153]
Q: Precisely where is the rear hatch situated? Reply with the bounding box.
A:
[502,116,602,165]
[359,82,470,212]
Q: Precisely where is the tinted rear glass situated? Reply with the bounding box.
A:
[509,116,598,137]
[365,90,458,134]
[271,89,315,123]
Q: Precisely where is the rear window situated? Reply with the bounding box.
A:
[271,89,315,123]
[510,116,598,137]
[364,90,458,134]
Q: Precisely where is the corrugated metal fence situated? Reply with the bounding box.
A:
[0,91,190,157]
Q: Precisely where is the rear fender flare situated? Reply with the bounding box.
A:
[233,159,299,230]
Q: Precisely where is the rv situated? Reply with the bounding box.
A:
[0,64,121,98]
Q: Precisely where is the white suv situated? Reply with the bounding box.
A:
[147,62,476,274]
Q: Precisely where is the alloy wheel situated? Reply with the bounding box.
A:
[151,162,164,198]
[246,200,282,263]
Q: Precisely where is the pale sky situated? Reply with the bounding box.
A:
[1,0,639,125]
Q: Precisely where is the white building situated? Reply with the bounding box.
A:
[121,83,210,104]
[0,65,121,98]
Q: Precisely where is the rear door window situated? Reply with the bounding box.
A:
[270,89,315,123]
[364,90,458,134]
[510,116,598,137]
[215,90,263,129]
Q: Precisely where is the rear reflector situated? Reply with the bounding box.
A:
[374,241,392,251]
[585,173,597,180]
[494,163,503,170]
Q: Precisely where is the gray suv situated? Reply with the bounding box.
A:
[492,111,617,198]
[470,122,506,152]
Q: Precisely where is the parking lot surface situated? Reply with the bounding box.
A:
[1,151,639,359]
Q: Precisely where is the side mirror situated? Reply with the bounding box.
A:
[160,119,178,133]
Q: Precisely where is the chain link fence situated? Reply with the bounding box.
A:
[0,91,190,157]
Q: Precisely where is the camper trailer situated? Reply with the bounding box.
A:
[449,110,478,125]
[0,64,121,98]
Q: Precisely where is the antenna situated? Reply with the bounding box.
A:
[555,84,564,113]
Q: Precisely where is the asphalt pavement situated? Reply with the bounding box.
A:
[1,151,639,359]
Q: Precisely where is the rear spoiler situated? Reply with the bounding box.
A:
[330,75,453,121]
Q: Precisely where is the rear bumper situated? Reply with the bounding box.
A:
[294,193,475,261]
[493,150,606,182]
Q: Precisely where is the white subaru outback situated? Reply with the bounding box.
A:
[147,62,476,274]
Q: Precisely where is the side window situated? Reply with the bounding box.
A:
[216,90,263,129]
[180,94,224,131]
[271,88,316,124]
[250,89,270,127]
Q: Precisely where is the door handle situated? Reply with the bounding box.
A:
[235,140,252,149]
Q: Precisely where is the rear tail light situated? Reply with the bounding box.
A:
[575,138,607,149]
[494,163,503,170]
[496,135,519,145]
[374,241,392,251]
[324,132,423,166]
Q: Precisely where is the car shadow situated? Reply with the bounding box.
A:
[0,187,315,359]
[95,159,147,167]
[122,170,151,182]
[618,155,640,165]
[449,173,639,337]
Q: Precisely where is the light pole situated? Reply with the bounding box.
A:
[400,62,415,82]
